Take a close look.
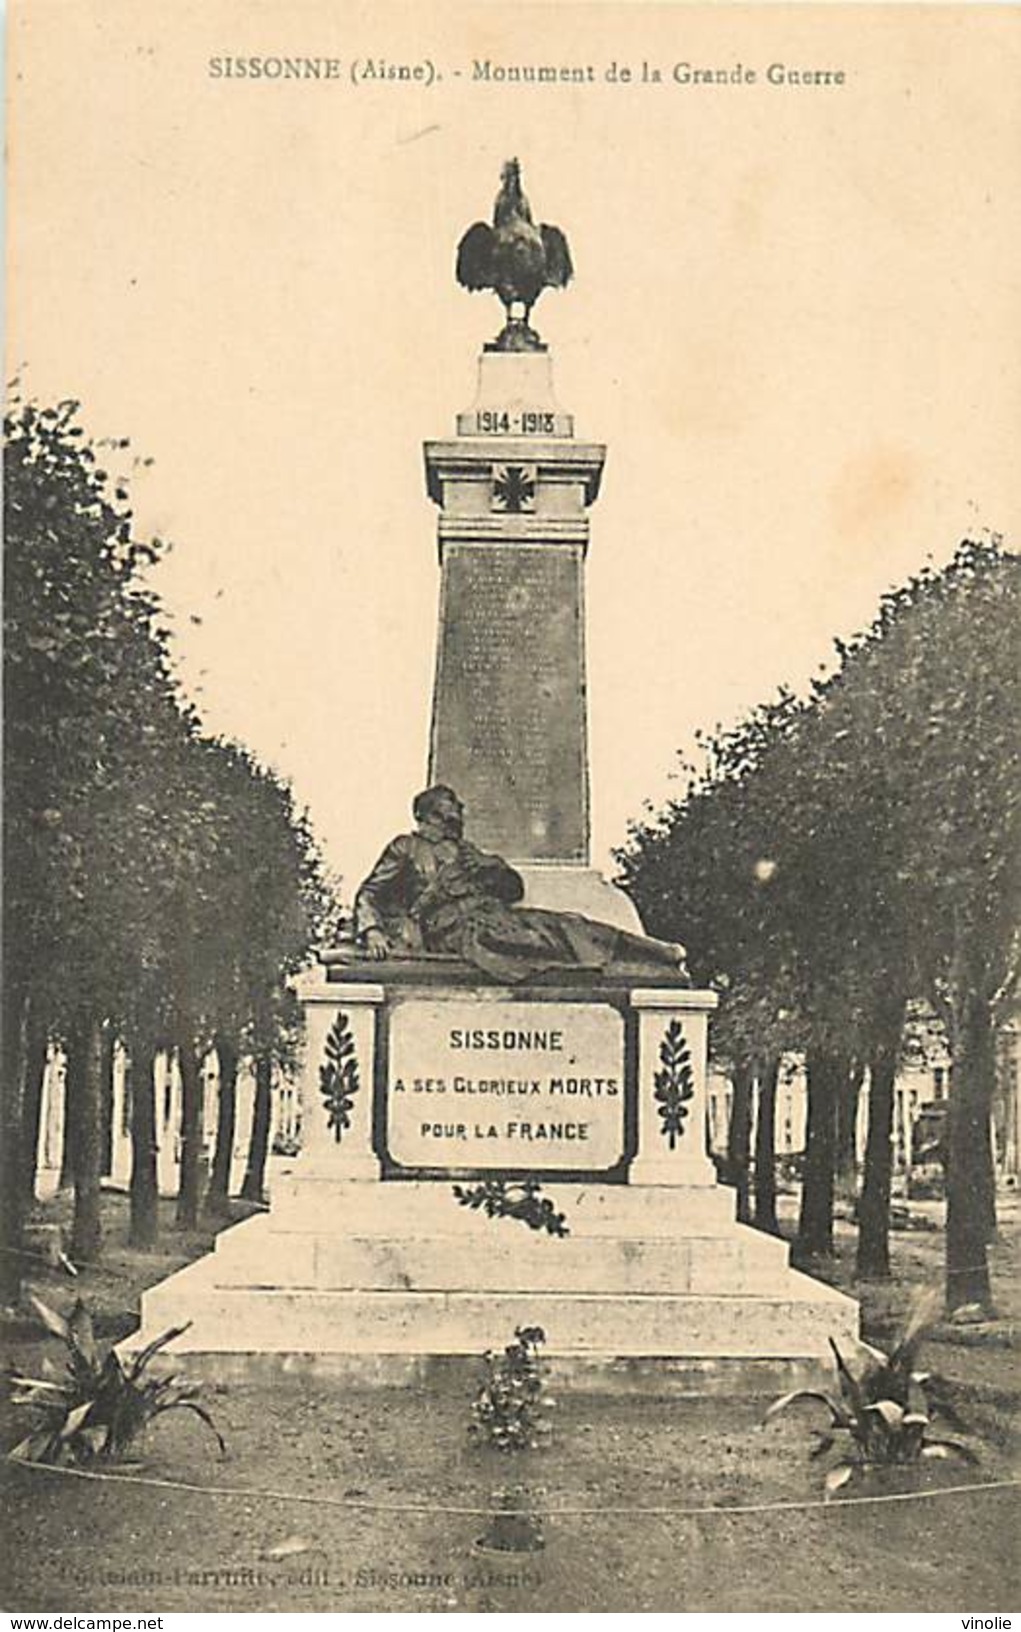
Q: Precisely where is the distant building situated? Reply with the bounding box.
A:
[34,1045,300,1199]
[706,1013,1019,1182]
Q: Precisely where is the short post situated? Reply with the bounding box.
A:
[296,978,383,1180]
[627,988,719,1188]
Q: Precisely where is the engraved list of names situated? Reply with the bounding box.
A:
[430,542,588,861]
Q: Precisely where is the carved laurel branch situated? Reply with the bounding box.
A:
[319,1011,360,1142]
[653,1017,694,1150]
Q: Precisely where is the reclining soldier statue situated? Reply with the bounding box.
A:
[354,784,689,985]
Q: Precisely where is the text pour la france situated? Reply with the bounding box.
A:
[421,1121,589,1140]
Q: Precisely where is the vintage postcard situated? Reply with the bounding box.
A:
[4,0,1019,1617]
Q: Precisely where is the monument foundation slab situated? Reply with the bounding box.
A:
[129,971,858,1378]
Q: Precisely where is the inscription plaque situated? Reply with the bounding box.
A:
[429,543,588,860]
[384,998,626,1175]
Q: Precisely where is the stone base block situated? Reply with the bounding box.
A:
[125,1178,859,1379]
[123,973,860,1389]
[269,1175,738,1236]
[132,1247,855,1359]
[132,1349,857,1398]
[207,1213,790,1296]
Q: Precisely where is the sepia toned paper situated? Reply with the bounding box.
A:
[9,0,1019,888]
[5,0,1019,1616]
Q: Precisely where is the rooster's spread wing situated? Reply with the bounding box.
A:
[456,222,495,290]
[540,224,573,289]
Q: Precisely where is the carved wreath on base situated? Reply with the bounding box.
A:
[654,1018,694,1149]
[453,1178,569,1237]
[319,1011,360,1141]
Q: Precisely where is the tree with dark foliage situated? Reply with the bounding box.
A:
[2,394,338,1291]
[619,539,1019,1310]
[827,542,1019,1309]
[3,394,174,1292]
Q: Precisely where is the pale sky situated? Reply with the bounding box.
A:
[8,2,1019,896]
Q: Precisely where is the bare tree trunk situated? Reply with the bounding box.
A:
[129,1045,159,1248]
[857,1048,897,1280]
[946,987,997,1313]
[797,1050,841,1257]
[71,1018,104,1265]
[59,1028,86,1191]
[204,1036,238,1218]
[240,1055,273,1204]
[175,1034,204,1230]
[1,984,31,1307]
[727,1063,754,1224]
[20,1009,50,1204]
[835,1059,865,1198]
[753,1055,781,1235]
[99,1025,115,1179]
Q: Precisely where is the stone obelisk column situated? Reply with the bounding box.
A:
[425,347,599,860]
[424,347,639,929]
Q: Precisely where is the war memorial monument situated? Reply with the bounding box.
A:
[132,162,858,1380]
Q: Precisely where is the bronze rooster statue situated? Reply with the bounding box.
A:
[456,159,573,351]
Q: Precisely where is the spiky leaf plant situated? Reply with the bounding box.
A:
[766,1293,976,1497]
[7,1295,225,1466]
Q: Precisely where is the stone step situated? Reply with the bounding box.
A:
[134,1254,857,1360]
[268,1173,737,1238]
[213,1218,790,1295]
[118,1347,855,1397]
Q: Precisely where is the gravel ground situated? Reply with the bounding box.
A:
[2,1188,1018,1613]
[2,1383,1017,1613]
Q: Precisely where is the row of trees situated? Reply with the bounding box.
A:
[618,539,1019,1313]
[2,395,339,1306]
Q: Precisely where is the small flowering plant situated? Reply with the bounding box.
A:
[469,1325,555,1454]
